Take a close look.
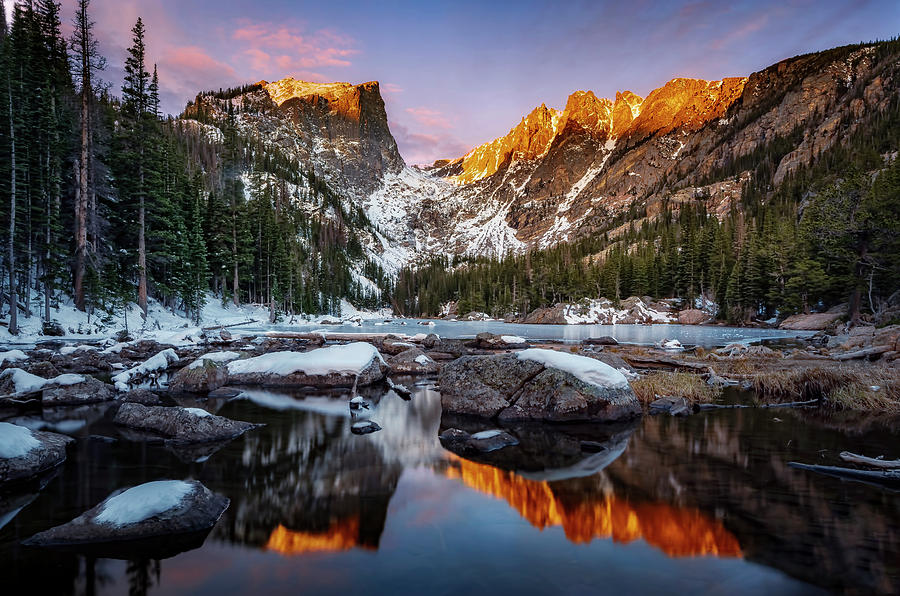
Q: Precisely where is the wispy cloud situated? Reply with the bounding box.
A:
[405,107,452,129]
[231,20,358,76]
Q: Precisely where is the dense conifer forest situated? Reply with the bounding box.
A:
[0,0,388,335]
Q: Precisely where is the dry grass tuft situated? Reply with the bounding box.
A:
[630,371,719,405]
[753,366,900,412]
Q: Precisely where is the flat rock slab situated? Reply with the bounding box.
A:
[0,424,73,484]
[114,403,261,444]
[23,479,228,549]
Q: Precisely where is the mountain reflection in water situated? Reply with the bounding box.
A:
[443,455,742,557]
[1,379,897,595]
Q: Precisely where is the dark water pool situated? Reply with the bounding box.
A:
[2,381,898,595]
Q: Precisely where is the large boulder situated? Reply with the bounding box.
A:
[168,352,239,394]
[780,312,842,330]
[439,349,640,423]
[23,479,228,548]
[42,376,116,406]
[226,343,387,387]
[387,348,440,375]
[113,403,260,444]
[678,309,712,325]
[0,422,72,483]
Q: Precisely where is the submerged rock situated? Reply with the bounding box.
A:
[226,343,388,388]
[120,389,165,406]
[113,403,260,444]
[439,349,640,423]
[439,428,519,453]
[583,336,618,346]
[0,422,73,484]
[23,479,228,549]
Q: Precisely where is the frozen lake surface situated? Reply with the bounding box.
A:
[244,319,813,348]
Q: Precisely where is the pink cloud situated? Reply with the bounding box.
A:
[710,12,772,49]
[231,20,357,76]
[405,107,453,130]
[389,119,469,165]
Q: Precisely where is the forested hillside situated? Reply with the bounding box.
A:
[0,1,390,336]
[395,62,900,324]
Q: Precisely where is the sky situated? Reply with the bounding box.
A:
[15,0,900,164]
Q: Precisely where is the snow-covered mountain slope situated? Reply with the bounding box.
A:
[178,42,900,270]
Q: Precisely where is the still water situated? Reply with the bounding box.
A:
[246,320,813,348]
[2,381,897,595]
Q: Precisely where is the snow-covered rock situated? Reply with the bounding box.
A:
[23,479,228,547]
[0,422,72,483]
[387,348,439,375]
[0,350,28,367]
[439,427,519,453]
[42,376,117,406]
[168,354,235,394]
[111,349,179,391]
[350,419,381,435]
[439,349,639,422]
[0,368,89,398]
[226,343,387,387]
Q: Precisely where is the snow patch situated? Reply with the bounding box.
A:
[111,349,179,391]
[0,421,41,459]
[0,350,28,365]
[94,480,194,526]
[183,407,212,418]
[187,351,241,370]
[227,343,384,377]
[517,348,629,389]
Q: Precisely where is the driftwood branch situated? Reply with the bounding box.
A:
[839,451,900,469]
[788,461,900,488]
[832,345,890,361]
[697,398,820,411]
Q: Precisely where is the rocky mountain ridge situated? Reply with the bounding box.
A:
[178,41,900,268]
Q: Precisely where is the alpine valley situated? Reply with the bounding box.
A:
[173,39,900,322]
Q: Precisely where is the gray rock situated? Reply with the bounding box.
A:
[423,333,441,349]
[23,479,228,547]
[388,348,440,375]
[584,336,618,346]
[113,403,260,444]
[120,389,164,406]
[42,377,116,406]
[439,353,640,423]
[381,338,417,355]
[0,426,73,484]
[350,419,381,435]
[168,360,229,394]
[649,396,693,416]
[470,332,528,350]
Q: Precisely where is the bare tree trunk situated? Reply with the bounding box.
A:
[232,210,239,306]
[74,59,89,310]
[138,172,147,318]
[7,77,17,335]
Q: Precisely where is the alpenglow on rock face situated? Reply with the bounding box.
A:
[24,480,229,547]
[438,349,640,423]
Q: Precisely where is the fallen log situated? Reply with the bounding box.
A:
[832,345,890,361]
[839,451,900,469]
[697,398,820,411]
[201,320,258,332]
[788,461,900,488]
[262,331,394,343]
[622,355,707,372]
